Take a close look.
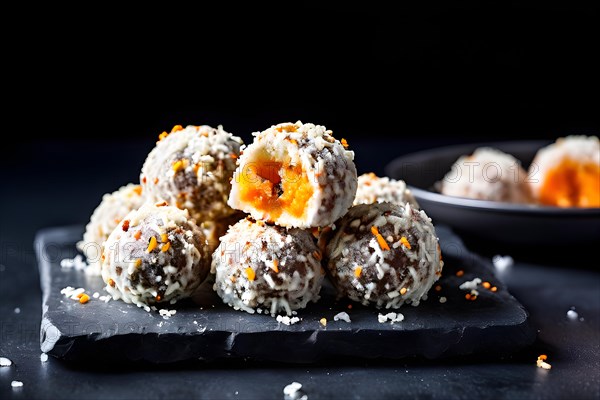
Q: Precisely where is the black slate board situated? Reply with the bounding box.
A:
[35,225,536,364]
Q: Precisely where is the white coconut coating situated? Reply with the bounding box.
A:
[440,147,532,203]
[77,183,145,276]
[354,172,420,209]
[228,121,358,228]
[101,203,211,309]
[140,124,244,222]
[325,202,443,309]
[212,218,325,316]
[529,135,600,203]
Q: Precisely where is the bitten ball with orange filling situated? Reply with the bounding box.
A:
[529,135,600,208]
[228,121,358,228]
[77,183,145,276]
[354,172,420,209]
[212,218,325,316]
[140,124,244,222]
[101,202,211,310]
[325,202,443,309]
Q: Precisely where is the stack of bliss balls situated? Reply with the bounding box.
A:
[79,121,444,317]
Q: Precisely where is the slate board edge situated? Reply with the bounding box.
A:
[35,225,537,364]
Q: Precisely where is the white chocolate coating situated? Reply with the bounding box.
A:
[140,125,243,222]
[101,203,211,309]
[354,172,420,209]
[440,147,532,203]
[212,218,324,316]
[325,202,443,309]
[77,183,145,276]
[228,121,358,228]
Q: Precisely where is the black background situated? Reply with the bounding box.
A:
[7,4,599,144]
[3,3,600,233]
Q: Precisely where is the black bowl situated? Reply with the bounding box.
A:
[385,140,600,247]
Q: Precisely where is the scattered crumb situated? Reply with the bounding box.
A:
[193,321,198,325]
[378,312,404,324]
[333,312,351,323]
[11,381,23,388]
[493,255,514,270]
[92,292,100,299]
[459,278,481,291]
[536,354,551,370]
[60,255,88,271]
[14,307,20,314]
[439,296,447,304]
[98,295,111,303]
[277,315,301,325]
[40,353,48,363]
[283,381,307,400]
[455,270,464,277]
[0,357,12,367]
[567,309,579,320]
[319,318,327,327]
[159,309,177,319]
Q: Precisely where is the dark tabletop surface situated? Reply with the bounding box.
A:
[1,136,599,400]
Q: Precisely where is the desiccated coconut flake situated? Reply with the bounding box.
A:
[567,309,579,320]
[0,357,12,367]
[283,381,308,400]
[40,353,48,362]
[276,315,301,325]
[11,381,23,388]
[459,278,481,291]
[333,312,351,323]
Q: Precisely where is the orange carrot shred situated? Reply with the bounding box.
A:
[147,236,158,252]
[400,236,411,249]
[371,226,390,251]
[245,267,256,281]
[354,266,363,278]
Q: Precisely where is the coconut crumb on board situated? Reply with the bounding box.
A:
[60,254,88,270]
[536,354,552,370]
[333,312,351,323]
[459,278,481,291]
[40,353,48,363]
[159,309,177,319]
[276,315,301,325]
[11,381,23,388]
[567,309,579,320]
[283,381,308,400]
[0,357,12,367]
[378,312,404,324]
